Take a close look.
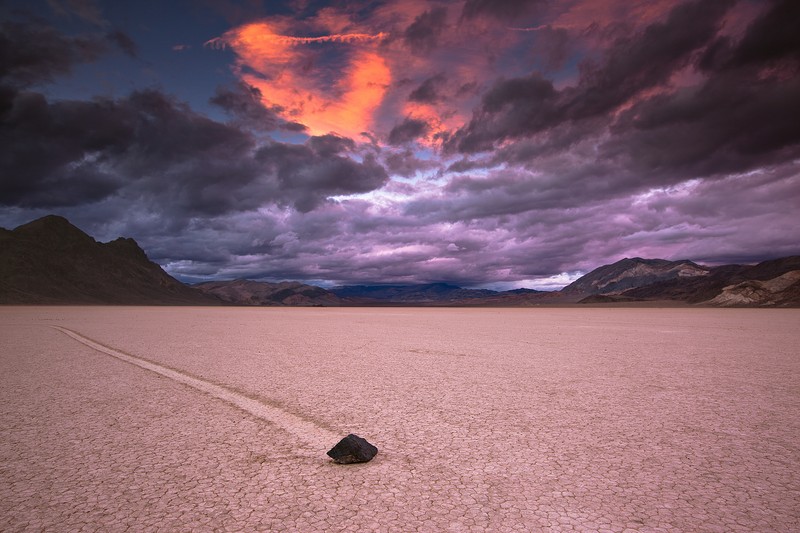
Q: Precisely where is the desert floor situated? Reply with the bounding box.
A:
[1,306,798,532]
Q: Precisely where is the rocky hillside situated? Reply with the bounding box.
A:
[0,215,219,305]
[706,271,800,307]
[562,258,710,296]
[194,279,344,306]
[620,256,800,307]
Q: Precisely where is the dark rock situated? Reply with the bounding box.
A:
[327,434,378,464]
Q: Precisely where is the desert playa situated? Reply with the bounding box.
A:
[1,306,798,532]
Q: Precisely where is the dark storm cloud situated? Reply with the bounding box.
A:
[599,0,800,179]
[698,0,800,75]
[257,136,388,212]
[0,89,123,206]
[0,15,388,217]
[46,0,108,26]
[489,118,605,168]
[2,0,799,290]
[106,30,138,58]
[408,73,446,103]
[91,91,262,219]
[1,84,392,215]
[484,0,800,180]
[0,88,261,213]
[460,0,548,22]
[387,117,430,145]
[451,0,735,153]
[387,118,430,146]
[403,7,447,55]
[383,149,437,177]
[406,162,614,224]
[255,160,799,288]
[452,73,558,152]
[565,0,733,118]
[210,82,295,131]
[721,0,800,69]
[446,157,491,174]
[306,134,355,156]
[0,20,107,87]
[531,25,571,72]
[0,14,406,282]
[604,72,800,179]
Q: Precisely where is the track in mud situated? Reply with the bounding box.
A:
[52,326,341,454]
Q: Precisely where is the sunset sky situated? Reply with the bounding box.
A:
[1,0,798,289]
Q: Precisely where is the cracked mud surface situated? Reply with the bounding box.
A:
[1,307,799,531]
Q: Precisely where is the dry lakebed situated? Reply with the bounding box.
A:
[1,306,798,532]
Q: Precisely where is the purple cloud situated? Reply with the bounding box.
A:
[1,0,798,290]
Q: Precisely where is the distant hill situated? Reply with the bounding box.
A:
[618,256,800,307]
[194,279,344,306]
[0,215,219,305]
[2,215,798,307]
[330,283,551,305]
[561,258,710,296]
[706,270,800,307]
[332,283,503,303]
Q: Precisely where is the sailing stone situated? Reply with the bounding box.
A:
[327,434,378,464]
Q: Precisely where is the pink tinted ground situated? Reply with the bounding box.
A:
[1,306,798,532]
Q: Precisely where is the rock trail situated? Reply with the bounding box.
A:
[0,307,794,532]
[51,326,341,455]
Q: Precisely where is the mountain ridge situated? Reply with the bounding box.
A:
[331,282,505,303]
[1,215,798,307]
[194,279,344,306]
[617,256,800,306]
[0,215,220,305]
[561,257,710,295]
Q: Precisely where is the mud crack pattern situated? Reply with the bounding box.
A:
[1,307,799,532]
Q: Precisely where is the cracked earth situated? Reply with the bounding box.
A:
[1,307,798,532]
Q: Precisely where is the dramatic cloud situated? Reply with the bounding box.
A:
[408,73,446,103]
[257,135,388,212]
[0,88,258,211]
[1,0,799,289]
[450,0,737,152]
[209,82,305,132]
[461,0,548,22]
[0,87,386,214]
[206,21,390,139]
[46,0,108,27]
[106,29,138,58]
[388,118,430,145]
[0,20,107,87]
[403,7,448,55]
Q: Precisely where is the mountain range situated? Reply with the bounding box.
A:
[194,279,343,306]
[0,215,217,305]
[330,283,519,303]
[2,215,798,307]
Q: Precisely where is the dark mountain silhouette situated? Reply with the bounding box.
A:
[0,215,219,305]
[194,279,344,306]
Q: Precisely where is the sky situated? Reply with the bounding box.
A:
[1,0,798,290]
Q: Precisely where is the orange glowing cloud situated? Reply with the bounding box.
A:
[208,21,390,139]
[400,100,464,146]
[213,2,676,147]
